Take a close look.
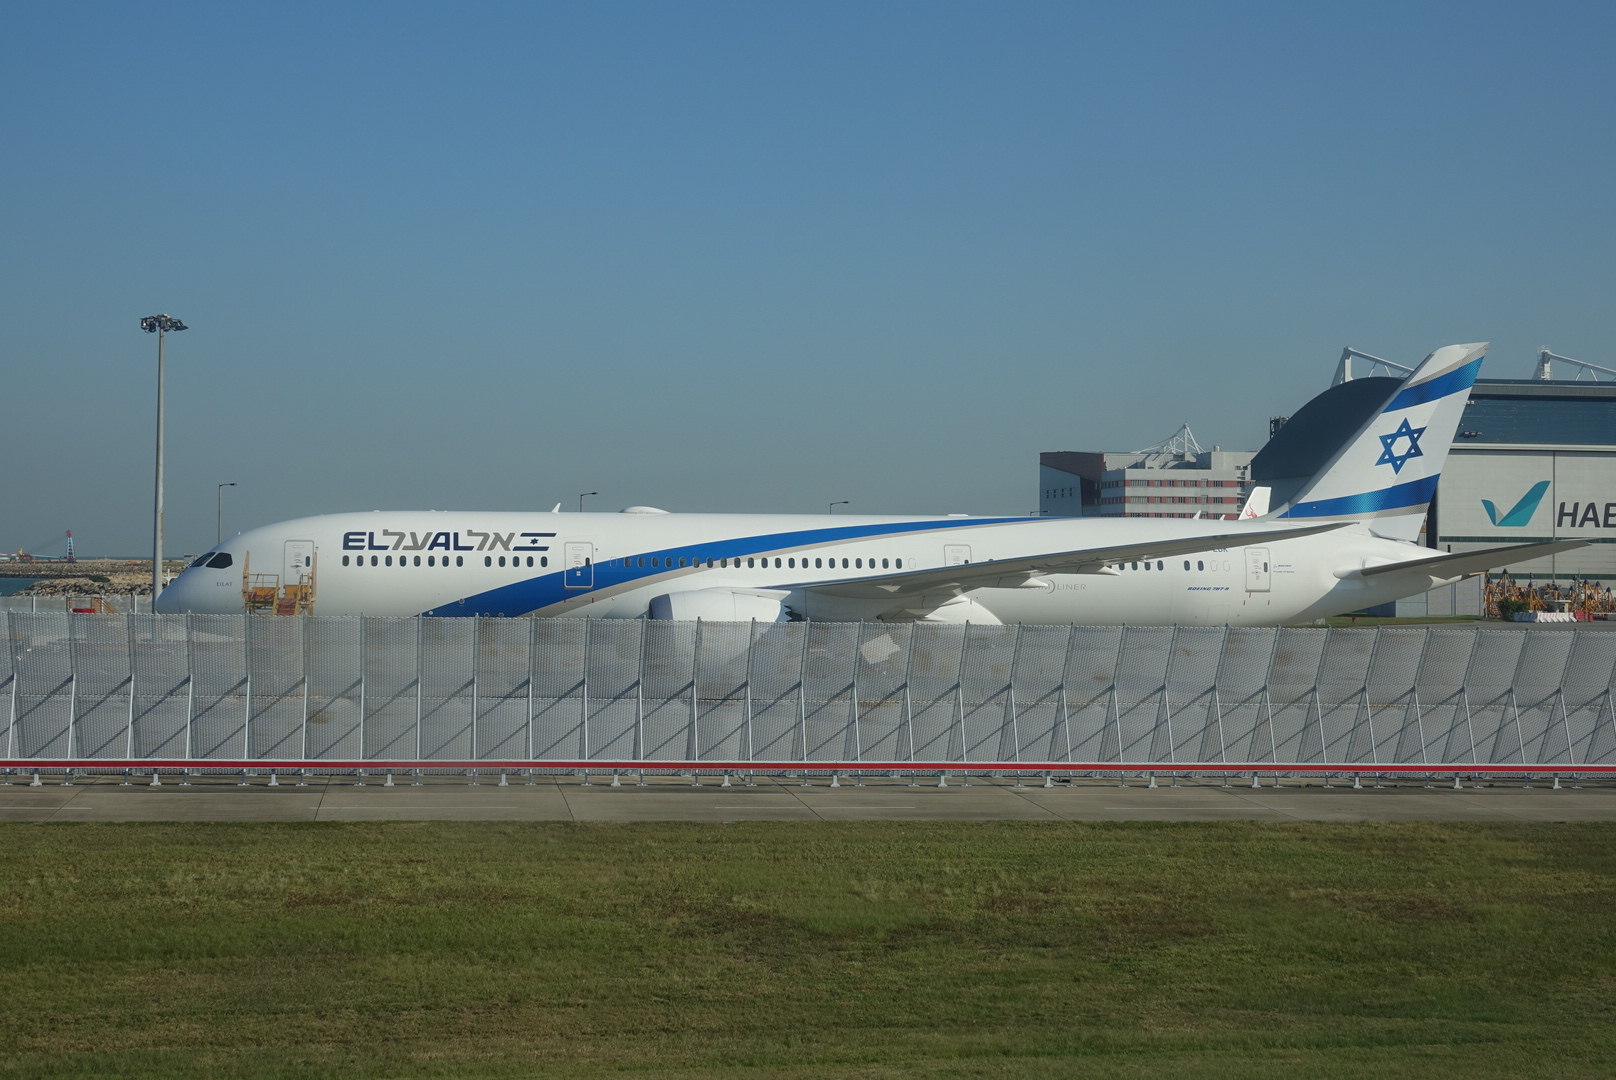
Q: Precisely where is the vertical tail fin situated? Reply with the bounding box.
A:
[1272,342,1486,541]
[1238,486,1271,519]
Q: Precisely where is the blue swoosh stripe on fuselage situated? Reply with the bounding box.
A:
[1381,357,1482,413]
[1278,475,1440,519]
[421,516,1040,617]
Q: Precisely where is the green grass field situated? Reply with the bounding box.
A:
[2,821,1613,1078]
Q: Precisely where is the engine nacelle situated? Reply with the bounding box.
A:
[648,588,789,622]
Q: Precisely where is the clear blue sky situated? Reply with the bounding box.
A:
[3,1,1613,557]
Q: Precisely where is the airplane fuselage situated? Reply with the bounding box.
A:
[156,510,1452,625]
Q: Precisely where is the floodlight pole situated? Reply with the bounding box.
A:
[142,315,188,600]
[217,483,237,546]
[579,492,598,513]
[828,501,849,515]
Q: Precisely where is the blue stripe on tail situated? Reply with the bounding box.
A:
[1381,358,1482,412]
[1279,475,1440,519]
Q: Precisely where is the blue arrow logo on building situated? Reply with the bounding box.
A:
[1481,481,1550,527]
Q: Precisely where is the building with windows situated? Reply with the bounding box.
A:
[1039,425,1254,519]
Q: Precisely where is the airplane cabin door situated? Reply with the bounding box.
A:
[944,544,972,566]
[1245,547,1271,592]
[278,540,317,615]
[564,542,594,589]
[283,541,314,587]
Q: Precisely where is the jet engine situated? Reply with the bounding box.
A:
[648,588,789,622]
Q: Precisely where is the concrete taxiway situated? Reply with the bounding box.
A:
[0,772,1612,823]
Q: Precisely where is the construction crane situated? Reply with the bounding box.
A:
[12,531,77,563]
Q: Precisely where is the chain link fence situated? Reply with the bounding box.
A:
[4,613,1615,773]
[0,595,152,614]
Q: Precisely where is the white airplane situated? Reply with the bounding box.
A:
[157,343,1581,625]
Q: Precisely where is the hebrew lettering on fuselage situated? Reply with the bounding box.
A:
[344,526,542,552]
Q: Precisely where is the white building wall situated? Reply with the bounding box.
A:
[1439,447,1616,581]
[1394,576,1484,617]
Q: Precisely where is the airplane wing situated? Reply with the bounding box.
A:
[803,521,1353,600]
[1348,539,1589,580]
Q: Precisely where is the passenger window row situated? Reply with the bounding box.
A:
[340,552,910,573]
[484,555,546,568]
[342,554,528,568]
[334,552,1235,575]
[612,555,903,571]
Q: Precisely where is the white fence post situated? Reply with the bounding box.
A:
[242,615,253,761]
[183,614,195,761]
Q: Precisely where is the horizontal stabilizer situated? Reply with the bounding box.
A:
[1350,540,1589,580]
[807,522,1352,600]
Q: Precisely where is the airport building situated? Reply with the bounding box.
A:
[1436,376,1616,583]
[1039,425,1255,520]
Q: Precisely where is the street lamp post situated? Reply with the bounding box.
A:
[141,314,188,600]
[828,501,849,515]
[217,483,237,546]
[579,492,598,513]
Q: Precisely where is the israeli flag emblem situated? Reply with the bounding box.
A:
[1375,418,1426,474]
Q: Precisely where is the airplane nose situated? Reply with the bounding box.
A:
[152,574,187,613]
[154,568,222,613]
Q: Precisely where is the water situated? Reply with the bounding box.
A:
[0,578,41,596]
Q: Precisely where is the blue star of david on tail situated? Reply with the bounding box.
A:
[1375,418,1426,474]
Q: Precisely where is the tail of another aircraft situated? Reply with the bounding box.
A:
[1271,342,1486,542]
[1238,486,1270,519]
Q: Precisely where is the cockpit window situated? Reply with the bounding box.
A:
[207,552,234,569]
[191,554,212,568]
